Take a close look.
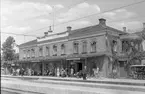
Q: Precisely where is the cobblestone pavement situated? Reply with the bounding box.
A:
[1,77,145,94]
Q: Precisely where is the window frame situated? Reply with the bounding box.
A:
[82,40,87,54]
[31,48,35,58]
[39,47,43,57]
[90,41,96,53]
[61,44,66,55]
[46,46,50,56]
[53,45,57,56]
[73,42,79,54]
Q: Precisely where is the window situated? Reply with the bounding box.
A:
[61,44,65,55]
[91,41,96,52]
[39,47,43,57]
[73,42,79,54]
[46,46,50,56]
[82,41,87,53]
[53,45,57,56]
[31,49,35,58]
[27,50,30,58]
[23,50,26,59]
[112,40,117,52]
[122,41,129,52]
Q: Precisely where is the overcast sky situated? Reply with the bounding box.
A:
[1,0,145,52]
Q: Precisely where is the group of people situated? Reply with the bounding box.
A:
[44,66,87,80]
[12,68,36,76]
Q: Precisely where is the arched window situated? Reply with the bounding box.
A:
[53,45,57,56]
[82,41,87,53]
[46,46,50,56]
[73,42,79,54]
[91,41,96,52]
[61,44,65,55]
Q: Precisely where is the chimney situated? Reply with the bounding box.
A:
[67,26,72,31]
[99,18,106,26]
[48,26,52,32]
[123,27,126,32]
[44,32,48,36]
[143,23,145,30]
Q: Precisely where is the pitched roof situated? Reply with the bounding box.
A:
[37,36,68,44]
[69,24,126,38]
[19,39,37,47]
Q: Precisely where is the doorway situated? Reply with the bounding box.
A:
[119,61,127,78]
[77,63,82,72]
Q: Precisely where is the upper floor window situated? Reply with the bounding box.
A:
[112,40,117,52]
[31,49,35,58]
[82,41,87,53]
[73,42,79,54]
[61,44,65,55]
[27,50,30,58]
[122,41,130,52]
[53,45,57,56]
[91,41,96,53]
[39,47,43,57]
[23,50,26,59]
[46,46,50,56]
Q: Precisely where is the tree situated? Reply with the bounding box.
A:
[2,36,16,61]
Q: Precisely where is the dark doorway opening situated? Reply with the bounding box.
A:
[77,63,82,72]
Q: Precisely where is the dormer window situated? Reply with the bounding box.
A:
[53,45,57,56]
[73,42,79,54]
[91,41,96,53]
[61,44,65,55]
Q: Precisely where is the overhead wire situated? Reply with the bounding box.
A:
[0,32,39,37]
[25,0,145,34]
[1,0,145,37]
[1,0,89,29]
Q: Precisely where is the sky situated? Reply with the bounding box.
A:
[1,0,145,52]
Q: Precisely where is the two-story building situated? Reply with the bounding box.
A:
[18,18,144,78]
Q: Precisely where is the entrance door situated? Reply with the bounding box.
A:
[119,61,127,78]
[77,63,82,72]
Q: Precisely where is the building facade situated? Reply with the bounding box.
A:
[18,18,145,78]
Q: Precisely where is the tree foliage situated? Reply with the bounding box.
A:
[2,36,16,61]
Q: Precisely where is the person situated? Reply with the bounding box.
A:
[28,68,31,76]
[65,68,68,77]
[83,66,87,80]
[21,68,24,76]
[96,67,99,78]
[31,69,34,76]
[57,67,60,77]
[16,68,20,76]
[70,68,74,77]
